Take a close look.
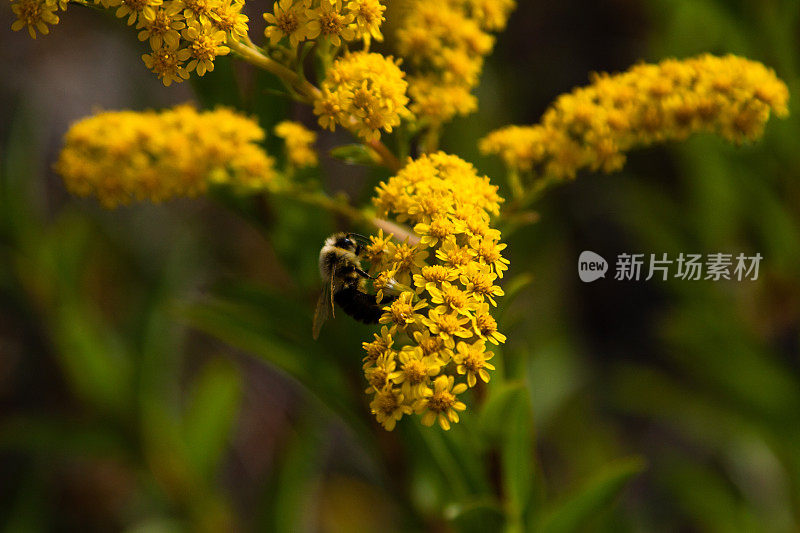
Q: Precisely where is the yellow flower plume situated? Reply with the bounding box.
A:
[363,152,507,431]
[314,51,411,142]
[55,105,276,208]
[395,0,515,125]
[480,54,790,182]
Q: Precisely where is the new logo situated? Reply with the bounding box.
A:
[578,251,608,282]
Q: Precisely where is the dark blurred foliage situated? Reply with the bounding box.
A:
[2,0,800,531]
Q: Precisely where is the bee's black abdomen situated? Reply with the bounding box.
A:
[334,287,397,324]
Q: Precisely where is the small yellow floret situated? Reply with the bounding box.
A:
[274,121,318,168]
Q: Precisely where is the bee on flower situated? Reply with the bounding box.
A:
[361,152,508,431]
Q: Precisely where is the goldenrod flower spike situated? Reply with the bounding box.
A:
[395,0,516,126]
[364,152,507,431]
[55,106,276,208]
[314,51,411,142]
[480,54,790,184]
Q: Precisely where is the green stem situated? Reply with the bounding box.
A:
[501,174,558,219]
[274,186,414,240]
[507,169,524,200]
[227,38,321,102]
[420,124,441,154]
[367,139,403,172]
[279,185,370,225]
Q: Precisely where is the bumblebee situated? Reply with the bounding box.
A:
[313,232,398,339]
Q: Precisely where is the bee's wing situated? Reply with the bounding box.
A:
[312,264,336,340]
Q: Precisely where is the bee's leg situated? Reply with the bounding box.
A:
[354,266,374,279]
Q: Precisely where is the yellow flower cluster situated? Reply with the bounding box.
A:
[9,0,62,38]
[363,152,507,431]
[480,54,790,181]
[10,0,245,85]
[314,51,410,142]
[274,121,318,168]
[136,0,246,84]
[395,0,515,125]
[263,0,385,49]
[55,105,275,208]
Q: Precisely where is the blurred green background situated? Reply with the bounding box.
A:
[2,0,800,531]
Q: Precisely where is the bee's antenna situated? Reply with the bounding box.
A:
[348,233,371,245]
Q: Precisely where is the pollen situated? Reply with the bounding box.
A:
[432,283,470,314]
[414,265,458,291]
[427,388,455,413]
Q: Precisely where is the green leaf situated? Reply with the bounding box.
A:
[49,303,132,414]
[478,380,526,441]
[0,103,42,245]
[19,213,134,415]
[445,497,505,533]
[175,283,374,445]
[329,144,381,166]
[500,273,534,308]
[258,417,324,533]
[441,422,492,496]
[537,457,646,533]
[500,387,535,532]
[182,358,242,480]
[0,415,123,456]
[405,421,474,502]
[659,458,760,533]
